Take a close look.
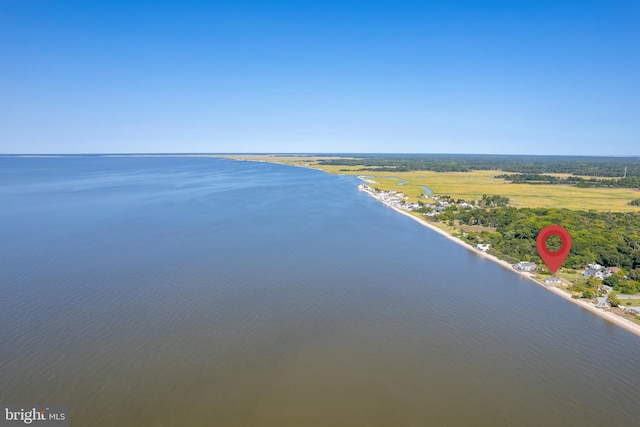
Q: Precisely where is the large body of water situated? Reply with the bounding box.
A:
[1,156,639,426]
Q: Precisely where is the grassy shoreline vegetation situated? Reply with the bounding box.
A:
[229,154,640,325]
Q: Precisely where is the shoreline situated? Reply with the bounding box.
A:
[229,156,640,338]
[358,186,640,338]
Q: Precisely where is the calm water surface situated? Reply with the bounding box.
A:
[1,157,639,426]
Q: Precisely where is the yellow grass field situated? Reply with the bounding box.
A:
[225,155,640,212]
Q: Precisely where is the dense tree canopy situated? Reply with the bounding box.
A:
[319,154,640,177]
[424,206,640,276]
[496,174,640,189]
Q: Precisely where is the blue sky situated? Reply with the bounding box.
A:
[1,0,639,154]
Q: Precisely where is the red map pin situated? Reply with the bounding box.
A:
[536,225,572,274]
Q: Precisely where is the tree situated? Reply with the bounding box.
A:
[603,273,621,287]
[586,276,602,287]
[608,294,621,307]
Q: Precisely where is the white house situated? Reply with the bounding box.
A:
[514,262,537,272]
[583,268,606,280]
[543,276,562,285]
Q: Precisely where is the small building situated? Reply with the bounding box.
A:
[595,297,609,308]
[543,276,562,285]
[476,244,490,252]
[514,261,537,272]
[588,263,603,271]
[605,267,621,275]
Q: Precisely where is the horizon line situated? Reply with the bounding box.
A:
[2,152,640,158]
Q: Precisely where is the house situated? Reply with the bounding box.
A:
[588,263,603,271]
[595,297,609,308]
[543,276,562,285]
[605,267,621,275]
[583,268,605,280]
[514,261,536,272]
[476,244,490,252]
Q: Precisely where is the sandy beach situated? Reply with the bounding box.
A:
[358,186,640,338]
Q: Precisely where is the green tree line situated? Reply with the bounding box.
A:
[421,206,640,293]
[319,154,640,177]
[496,173,640,189]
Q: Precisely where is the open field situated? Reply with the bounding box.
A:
[457,224,498,233]
[227,155,640,212]
[556,271,588,286]
[618,297,640,307]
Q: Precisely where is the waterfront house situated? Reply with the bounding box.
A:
[595,297,609,308]
[543,276,562,285]
[476,244,490,252]
[514,261,536,272]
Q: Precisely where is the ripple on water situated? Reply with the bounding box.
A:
[0,156,639,427]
